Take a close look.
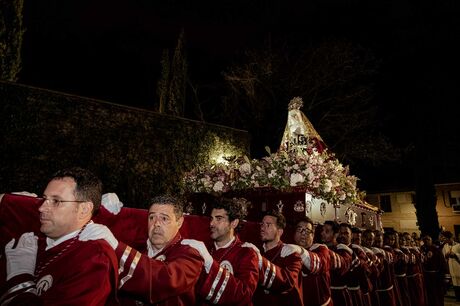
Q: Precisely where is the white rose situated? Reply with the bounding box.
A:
[290,173,305,186]
[322,179,332,193]
[213,181,224,192]
[201,178,213,188]
[239,163,252,176]
[304,167,314,183]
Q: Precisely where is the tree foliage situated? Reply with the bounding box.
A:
[156,29,187,116]
[216,37,401,165]
[0,0,25,81]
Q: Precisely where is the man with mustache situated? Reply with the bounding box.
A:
[0,167,118,305]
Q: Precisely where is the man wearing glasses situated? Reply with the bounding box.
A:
[293,217,332,306]
[0,167,118,305]
[252,210,303,306]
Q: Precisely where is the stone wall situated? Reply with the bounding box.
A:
[0,81,249,208]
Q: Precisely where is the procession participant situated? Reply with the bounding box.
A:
[383,231,410,306]
[81,194,206,305]
[0,167,118,305]
[352,227,363,245]
[293,217,332,306]
[196,197,260,305]
[322,220,353,306]
[442,231,460,301]
[369,230,397,306]
[420,235,449,306]
[338,223,373,306]
[362,229,382,306]
[400,232,426,306]
[253,210,303,306]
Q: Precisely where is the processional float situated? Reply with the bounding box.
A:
[183,97,382,230]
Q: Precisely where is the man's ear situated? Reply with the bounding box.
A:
[177,216,184,229]
[230,219,240,230]
[80,201,93,218]
[278,228,284,237]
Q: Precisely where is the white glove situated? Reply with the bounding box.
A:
[242,242,263,270]
[181,239,213,273]
[350,254,361,271]
[11,191,38,197]
[5,232,38,280]
[101,193,123,215]
[79,223,118,249]
[281,243,304,258]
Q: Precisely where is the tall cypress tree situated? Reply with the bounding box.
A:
[167,29,187,116]
[157,49,170,113]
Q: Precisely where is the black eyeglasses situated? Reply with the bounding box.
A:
[41,198,86,208]
[296,227,313,235]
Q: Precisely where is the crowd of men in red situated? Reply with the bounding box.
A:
[0,167,450,305]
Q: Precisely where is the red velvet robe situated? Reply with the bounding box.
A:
[253,241,303,306]
[116,232,204,305]
[329,243,353,306]
[421,244,449,306]
[372,246,397,306]
[1,236,118,306]
[302,243,332,306]
[198,236,259,305]
[402,246,426,306]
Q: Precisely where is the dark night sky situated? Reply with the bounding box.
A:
[17,0,460,191]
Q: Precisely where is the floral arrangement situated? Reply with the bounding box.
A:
[182,142,365,206]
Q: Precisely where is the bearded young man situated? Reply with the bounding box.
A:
[252,210,303,306]
[197,197,260,305]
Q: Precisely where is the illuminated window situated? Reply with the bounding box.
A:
[449,190,460,206]
[379,195,392,212]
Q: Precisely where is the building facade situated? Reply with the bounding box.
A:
[366,182,460,239]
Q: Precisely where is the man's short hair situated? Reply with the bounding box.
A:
[150,195,184,219]
[324,220,340,233]
[295,216,314,229]
[363,229,374,237]
[211,197,250,231]
[442,231,454,239]
[351,227,362,234]
[212,197,249,222]
[52,167,102,214]
[339,223,352,231]
[264,210,286,230]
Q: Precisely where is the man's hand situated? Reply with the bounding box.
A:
[181,239,213,273]
[5,232,38,280]
[281,243,304,258]
[101,193,123,215]
[11,191,38,197]
[242,242,262,269]
[79,223,118,249]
